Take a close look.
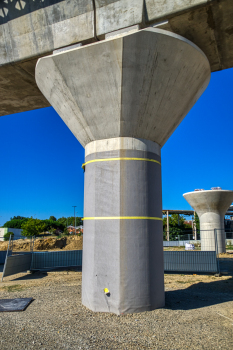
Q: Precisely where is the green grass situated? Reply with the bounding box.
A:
[177,281,191,284]
[0,284,25,293]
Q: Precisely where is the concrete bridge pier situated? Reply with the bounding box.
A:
[35,28,210,314]
[183,190,233,253]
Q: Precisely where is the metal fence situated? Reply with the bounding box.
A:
[2,229,231,280]
[2,253,32,279]
[0,250,10,264]
[1,234,83,280]
[1,234,34,281]
[164,229,233,251]
[164,251,219,273]
[163,229,221,273]
[163,240,200,247]
[224,231,233,246]
[30,250,82,270]
[0,237,8,264]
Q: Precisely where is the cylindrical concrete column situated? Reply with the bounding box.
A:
[199,213,225,252]
[82,137,164,314]
[183,190,233,253]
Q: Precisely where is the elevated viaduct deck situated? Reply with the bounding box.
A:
[1,0,233,116]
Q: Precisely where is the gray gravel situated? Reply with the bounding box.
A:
[0,259,232,350]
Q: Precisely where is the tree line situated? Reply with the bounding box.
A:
[1,215,83,238]
[163,213,200,241]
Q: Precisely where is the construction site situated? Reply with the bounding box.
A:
[1,0,233,349]
[0,247,232,349]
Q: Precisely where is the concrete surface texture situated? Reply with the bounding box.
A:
[36,28,210,147]
[0,0,233,116]
[183,190,233,253]
[36,29,210,314]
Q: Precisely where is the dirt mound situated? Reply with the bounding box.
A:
[0,236,83,252]
[0,241,9,251]
[62,236,83,250]
[0,239,31,251]
[34,236,83,251]
[34,237,67,250]
[219,251,233,258]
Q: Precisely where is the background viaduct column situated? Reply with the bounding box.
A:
[183,190,233,253]
[35,28,210,314]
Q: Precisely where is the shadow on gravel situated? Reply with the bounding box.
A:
[9,271,48,281]
[219,258,233,274]
[165,277,233,310]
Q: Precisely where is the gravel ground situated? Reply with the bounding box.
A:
[0,255,232,350]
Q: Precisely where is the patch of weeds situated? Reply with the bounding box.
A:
[177,281,190,284]
[0,284,25,293]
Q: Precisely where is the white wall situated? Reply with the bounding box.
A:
[0,228,23,241]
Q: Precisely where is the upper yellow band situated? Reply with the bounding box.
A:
[82,157,161,169]
[82,216,162,221]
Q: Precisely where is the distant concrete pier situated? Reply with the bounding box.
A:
[36,28,210,314]
[183,189,233,253]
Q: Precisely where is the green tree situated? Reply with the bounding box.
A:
[10,216,27,221]
[21,218,47,237]
[3,217,29,229]
[163,214,192,241]
[63,227,69,236]
[193,212,200,231]
[48,227,57,235]
[49,216,57,222]
[43,220,65,233]
[57,216,83,227]
[57,217,67,226]
[4,231,14,241]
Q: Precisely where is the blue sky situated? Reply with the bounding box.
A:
[0,67,232,225]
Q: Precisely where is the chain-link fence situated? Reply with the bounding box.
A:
[225,231,233,246]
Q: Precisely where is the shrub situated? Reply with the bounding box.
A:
[4,232,14,241]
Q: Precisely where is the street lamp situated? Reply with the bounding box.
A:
[72,206,77,235]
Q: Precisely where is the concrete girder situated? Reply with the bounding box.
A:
[35,29,210,314]
[183,190,233,253]
[0,0,232,116]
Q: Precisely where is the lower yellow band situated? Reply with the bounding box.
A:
[82,216,162,221]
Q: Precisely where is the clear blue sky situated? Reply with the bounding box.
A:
[0,68,232,225]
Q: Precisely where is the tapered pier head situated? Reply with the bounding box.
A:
[36,28,210,314]
[183,190,233,253]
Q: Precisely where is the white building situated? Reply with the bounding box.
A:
[0,228,23,241]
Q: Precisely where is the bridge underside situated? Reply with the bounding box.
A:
[0,0,233,116]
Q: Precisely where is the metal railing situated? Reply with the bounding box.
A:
[164,229,233,251]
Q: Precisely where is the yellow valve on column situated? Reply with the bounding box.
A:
[104,288,109,294]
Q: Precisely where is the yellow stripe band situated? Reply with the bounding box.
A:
[82,157,161,169]
[82,216,162,221]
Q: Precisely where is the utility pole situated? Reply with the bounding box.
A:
[193,211,197,240]
[167,210,169,241]
[72,206,77,235]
